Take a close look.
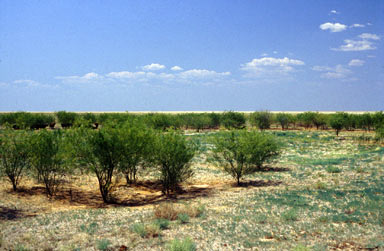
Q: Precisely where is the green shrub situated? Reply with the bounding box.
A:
[0,130,31,191]
[70,126,124,203]
[151,132,195,195]
[281,209,298,221]
[118,122,154,184]
[29,130,67,197]
[132,223,147,238]
[210,130,280,185]
[221,111,246,129]
[250,111,272,130]
[56,111,78,128]
[326,166,342,173]
[167,237,196,251]
[154,218,170,229]
[96,239,111,251]
[177,213,190,224]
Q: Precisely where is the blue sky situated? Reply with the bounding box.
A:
[0,0,383,111]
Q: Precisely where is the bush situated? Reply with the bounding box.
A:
[151,132,195,195]
[376,127,384,142]
[132,223,160,238]
[221,111,246,129]
[250,111,272,130]
[0,130,31,191]
[329,113,347,136]
[96,239,111,251]
[210,130,280,185]
[29,130,67,197]
[326,166,342,173]
[154,203,204,220]
[132,223,147,238]
[118,122,154,184]
[275,113,291,130]
[167,237,196,251]
[56,111,78,128]
[177,213,190,224]
[70,126,124,203]
[154,218,170,230]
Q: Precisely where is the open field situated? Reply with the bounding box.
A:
[1,130,383,250]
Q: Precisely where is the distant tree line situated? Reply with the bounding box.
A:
[1,111,383,135]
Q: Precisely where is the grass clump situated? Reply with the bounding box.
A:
[96,239,111,251]
[177,213,190,224]
[167,237,196,251]
[326,166,342,173]
[132,223,161,238]
[281,209,298,221]
[132,223,147,238]
[154,218,171,229]
[154,203,204,221]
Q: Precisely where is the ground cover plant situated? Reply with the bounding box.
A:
[0,122,383,250]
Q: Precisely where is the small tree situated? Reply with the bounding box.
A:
[275,113,290,130]
[56,111,78,128]
[221,111,246,129]
[250,111,272,130]
[0,130,31,191]
[70,126,124,203]
[29,130,67,197]
[210,130,280,185]
[329,113,345,136]
[119,123,154,184]
[151,132,195,196]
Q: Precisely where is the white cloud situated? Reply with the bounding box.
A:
[13,79,43,87]
[141,63,166,71]
[179,69,230,79]
[359,33,380,40]
[313,64,352,79]
[333,33,380,51]
[171,66,183,71]
[107,71,146,79]
[241,57,305,78]
[348,59,365,67]
[319,22,347,32]
[55,72,102,83]
[350,24,365,28]
[330,10,339,14]
[335,39,375,51]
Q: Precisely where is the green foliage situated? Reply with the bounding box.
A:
[154,218,171,229]
[250,111,272,130]
[29,130,67,197]
[0,112,54,129]
[177,213,190,224]
[96,239,111,251]
[281,208,298,221]
[297,112,316,129]
[70,126,124,202]
[132,223,147,238]
[0,130,31,191]
[221,111,246,129]
[151,132,196,195]
[56,111,78,128]
[325,166,342,173]
[210,130,280,185]
[376,127,384,142]
[329,113,347,136]
[118,122,154,184]
[275,113,292,130]
[167,237,196,251]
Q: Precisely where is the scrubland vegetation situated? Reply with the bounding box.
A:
[0,111,384,250]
